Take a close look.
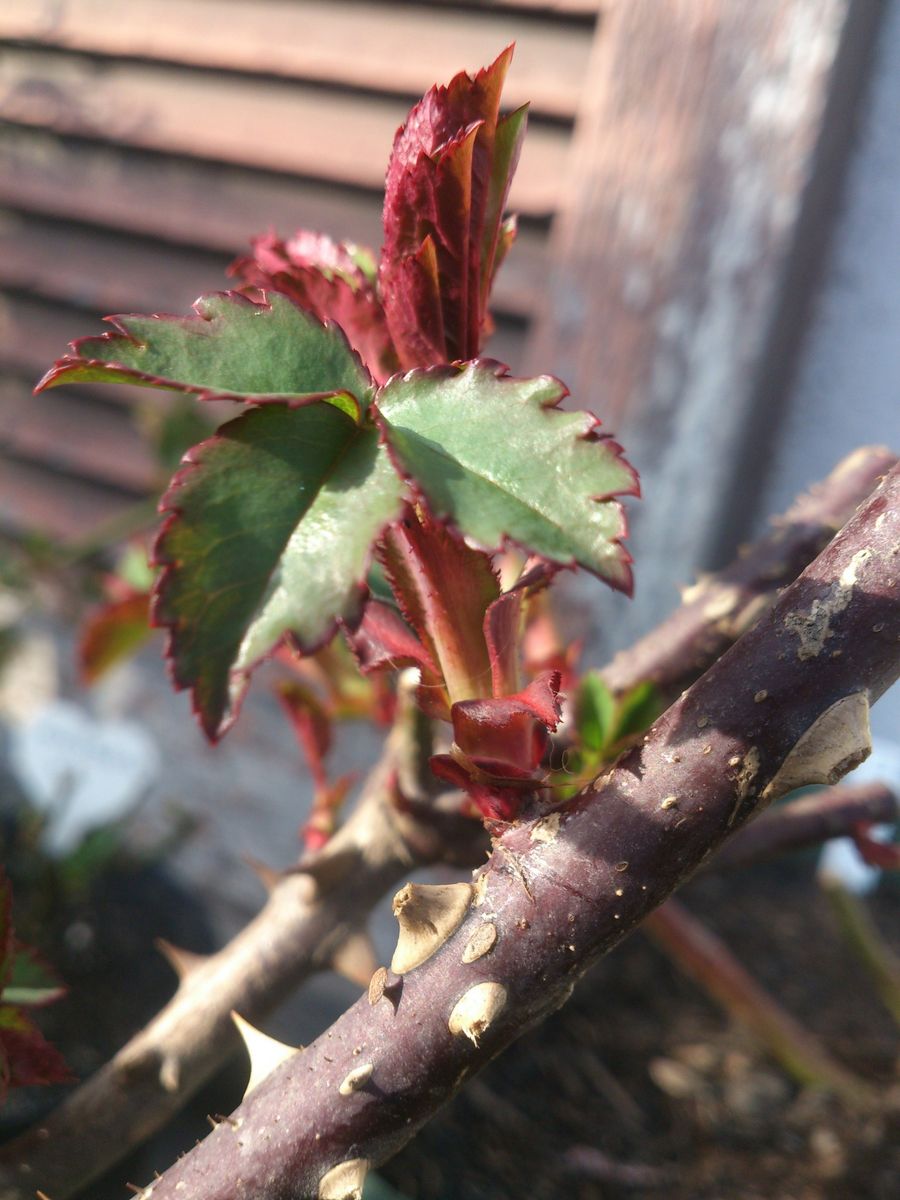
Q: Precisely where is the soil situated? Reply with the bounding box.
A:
[383,859,900,1200]
[4,827,899,1200]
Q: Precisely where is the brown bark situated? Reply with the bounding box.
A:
[0,448,891,1200]
[601,446,896,702]
[0,765,483,1200]
[142,463,900,1198]
[711,780,899,871]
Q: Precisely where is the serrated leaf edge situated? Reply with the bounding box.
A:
[151,415,405,741]
[373,359,639,595]
[34,290,373,420]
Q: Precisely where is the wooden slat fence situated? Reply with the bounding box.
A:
[0,0,598,540]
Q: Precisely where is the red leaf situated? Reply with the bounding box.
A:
[302,773,357,853]
[484,588,523,698]
[451,670,562,772]
[230,231,398,383]
[0,1007,73,1098]
[428,754,523,823]
[275,681,332,790]
[432,671,563,821]
[77,588,152,685]
[379,511,500,706]
[0,871,13,996]
[381,46,525,367]
[852,823,900,870]
[344,599,437,677]
[483,561,553,697]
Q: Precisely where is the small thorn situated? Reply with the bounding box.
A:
[155,938,207,982]
[338,1062,374,1096]
[206,1113,220,1131]
[243,855,282,893]
[37,1192,54,1200]
[332,930,379,988]
[231,1011,301,1096]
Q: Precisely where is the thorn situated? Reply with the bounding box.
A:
[231,1011,301,1097]
[206,1114,220,1131]
[332,930,379,988]
[318,1158,369,1200]
[338,1062,374,1096]
[243,855,283,893]
[448,981,507,1044]
[155,938,207,982]
[391,881,473,974]
[37,1193,54,1200]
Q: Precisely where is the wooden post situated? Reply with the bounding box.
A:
[529,0,884,649]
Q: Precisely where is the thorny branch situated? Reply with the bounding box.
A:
[711,780,899,871]
[137,462,900,1197]
[0,448,893,1199]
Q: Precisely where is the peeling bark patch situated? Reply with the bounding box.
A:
[733,747,760,800]
[462,922,497,963]
[367,967,387,1007]
[784,549,873,659]
[530,812,561,844]
[762,693,872,802]
[448,982,507,1044]
[318,1157,369,1200]
[338,1063,374,1096]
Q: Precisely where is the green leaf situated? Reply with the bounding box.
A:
[78,590,152,684]
[375,362,638,590]
[576,672,617,753]
[2,945,65,1008]
[613,680,663,741]
[155,404,404,739]
[36,292,371,416]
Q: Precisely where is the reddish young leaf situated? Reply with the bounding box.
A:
[78,588,153,685]
[452,670,562,770]
[852,823,900,870]
[0,1006,73,1099]
[380,46,526,367]
[344,598,437,678]
[432,671,563,821]
[0,874,13,996]
[428,754,526,823]
[484,562,553,698]
[301,773,357,854]
[230,231,398,383]
[275,681,332,791]
[379,511,500,706]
